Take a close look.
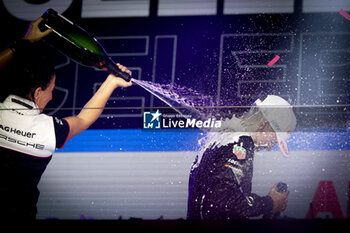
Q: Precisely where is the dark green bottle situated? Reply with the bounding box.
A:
[38,8,131,81]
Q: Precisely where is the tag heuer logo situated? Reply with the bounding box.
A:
[143,110,162,129]
[233,144,246,160]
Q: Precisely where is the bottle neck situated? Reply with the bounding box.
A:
[105,58,131,82]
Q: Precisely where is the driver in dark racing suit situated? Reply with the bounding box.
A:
[187,95,297,219]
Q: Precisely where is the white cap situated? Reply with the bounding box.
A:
[255,95,297,157]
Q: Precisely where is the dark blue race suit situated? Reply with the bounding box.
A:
[187,135,273,219]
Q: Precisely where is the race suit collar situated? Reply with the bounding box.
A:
[3,95,40,116]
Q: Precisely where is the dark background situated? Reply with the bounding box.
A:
[1,0,349,129]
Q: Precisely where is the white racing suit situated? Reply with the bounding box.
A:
[0,95,69,219]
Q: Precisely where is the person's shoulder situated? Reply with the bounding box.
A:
[36,115,68,128]
[226,132,253,147]
[237,135,254,147]
[35,113,53,121]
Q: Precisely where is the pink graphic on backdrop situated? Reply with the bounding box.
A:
[267,55,280,67]
[339,9,350,21]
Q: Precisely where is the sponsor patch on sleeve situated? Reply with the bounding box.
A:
[233,144,246,160]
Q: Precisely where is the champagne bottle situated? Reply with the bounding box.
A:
[38,8,131,81]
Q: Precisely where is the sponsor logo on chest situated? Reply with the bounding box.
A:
[233,144,246,160]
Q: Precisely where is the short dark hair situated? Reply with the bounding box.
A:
[0,42,55,102]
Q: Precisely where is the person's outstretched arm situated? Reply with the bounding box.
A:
[64,65,132,141]
[0,48,14,70]
[0,17,52,70]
